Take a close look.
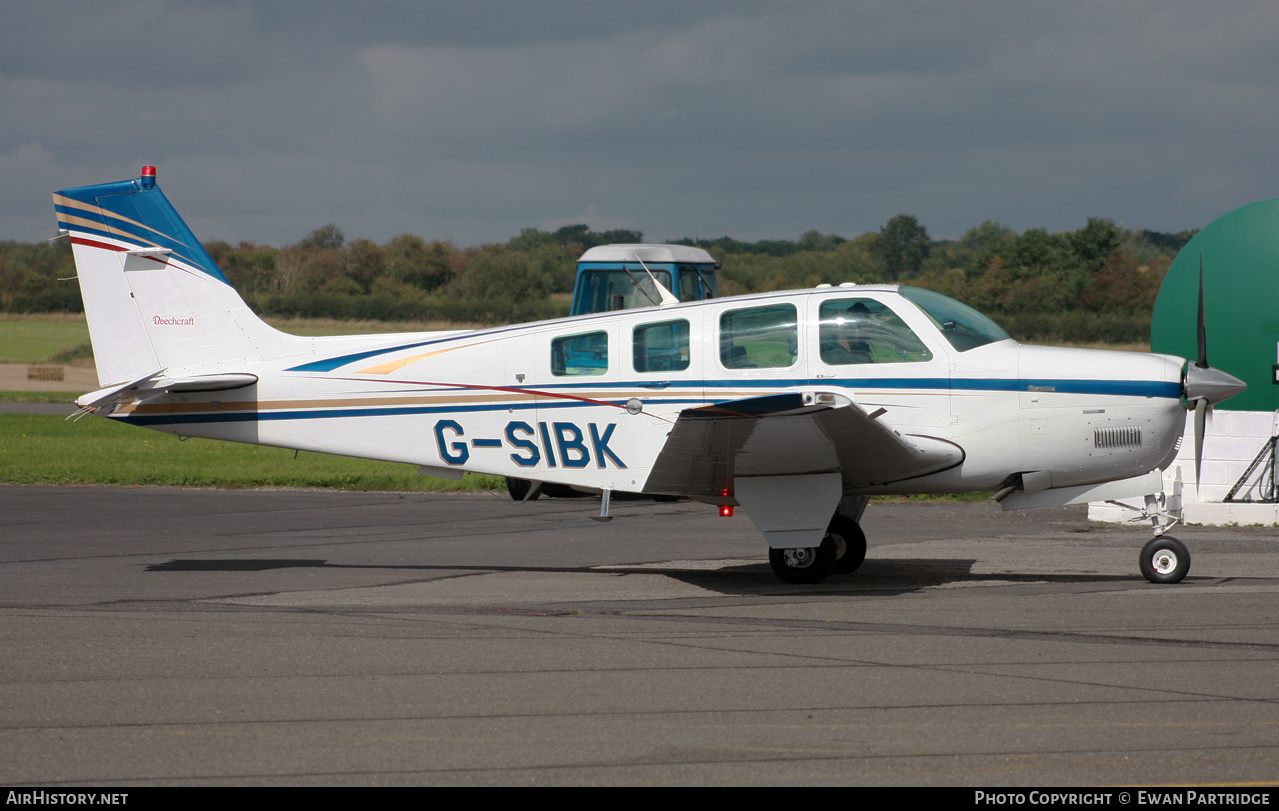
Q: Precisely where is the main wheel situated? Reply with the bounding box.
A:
[769,537,836,584]
[505,477,539,501]
[1140,536,1190,584]
[828,514,867,574]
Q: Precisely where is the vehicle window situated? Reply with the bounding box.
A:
[687,267,718,300]
[633,319,690,373]
[819,298,932,365]
[720,304,798,369]
[678,269,698,302]
[677,266,720,302]
[572,269,673,314]
[551,331,608,376]
[899,286,1010,352]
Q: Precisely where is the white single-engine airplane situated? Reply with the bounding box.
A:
[53,168,1246,585]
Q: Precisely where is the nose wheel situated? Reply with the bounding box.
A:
[1139,536,1190,584]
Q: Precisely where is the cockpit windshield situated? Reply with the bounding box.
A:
[899,286,1010,352]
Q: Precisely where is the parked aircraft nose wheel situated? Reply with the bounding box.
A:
[1139,537,1190,584]
[828,514,867,574]
[769,537,836,584]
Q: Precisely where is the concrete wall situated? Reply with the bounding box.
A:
[1089,409,1279,526]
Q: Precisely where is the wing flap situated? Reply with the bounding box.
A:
[644,393,964,497]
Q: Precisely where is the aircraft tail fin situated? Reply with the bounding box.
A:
[53,167,302,386]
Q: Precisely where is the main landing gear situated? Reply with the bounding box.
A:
[505,477,583,500]
[768,513,867,585]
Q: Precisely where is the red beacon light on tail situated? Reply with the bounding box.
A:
[140,166,157,189]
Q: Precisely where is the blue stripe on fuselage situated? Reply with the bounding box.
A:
[111,376,1178,427]
[286,374,1179,399]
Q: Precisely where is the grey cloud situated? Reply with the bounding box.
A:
[3,0,1275,247]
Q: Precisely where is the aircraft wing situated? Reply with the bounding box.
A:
[643,392,964,498]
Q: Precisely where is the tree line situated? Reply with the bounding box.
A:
[0,215,1193,344]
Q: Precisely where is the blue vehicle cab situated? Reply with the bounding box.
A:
[570,244,719,316]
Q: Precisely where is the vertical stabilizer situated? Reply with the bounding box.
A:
[53,167,302,386]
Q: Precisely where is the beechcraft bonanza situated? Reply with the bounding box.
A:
[53,168,1246,584]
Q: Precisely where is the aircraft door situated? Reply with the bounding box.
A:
[623,315,706,491]
[516,324,633,485]
[630,315,703,414]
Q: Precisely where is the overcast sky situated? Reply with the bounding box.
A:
[4,1,1275,248]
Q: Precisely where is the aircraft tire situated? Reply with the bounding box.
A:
[505,477,539,502]
[768,537,836,584]
[1139,536,1190,584]
[829,514,867,574]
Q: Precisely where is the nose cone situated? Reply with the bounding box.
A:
[1184,363,1247,406]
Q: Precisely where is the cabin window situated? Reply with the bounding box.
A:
[633,319,690,372]
[819,298,933,365]
[551,331,608,376]
[720,304,798,369]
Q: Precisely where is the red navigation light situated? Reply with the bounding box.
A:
[719,504,734,517]
[139,165,157,188]
[141,166,156,177]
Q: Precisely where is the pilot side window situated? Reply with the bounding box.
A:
[819,298,933,365]
[720,304,798,369]
[633,319,690,373]
[551,331,608,376]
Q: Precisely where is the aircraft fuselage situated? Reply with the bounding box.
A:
[106,286,1187,502]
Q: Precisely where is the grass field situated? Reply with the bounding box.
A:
[0,314,484,365]
[0,314,92,363]
[0,391,76,403]
[0,414,505,492]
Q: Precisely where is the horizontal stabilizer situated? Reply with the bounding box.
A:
[76,370,257,411]
[160,373,259,392]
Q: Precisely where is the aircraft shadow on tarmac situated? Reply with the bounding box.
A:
[653,559,1144,595]
[144,557,1143,597]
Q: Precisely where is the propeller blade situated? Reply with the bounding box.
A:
[1197,252,1208,369]
[1182,251,1246,499]
[1194,398,1208,497]
[1181,254,1245,407]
